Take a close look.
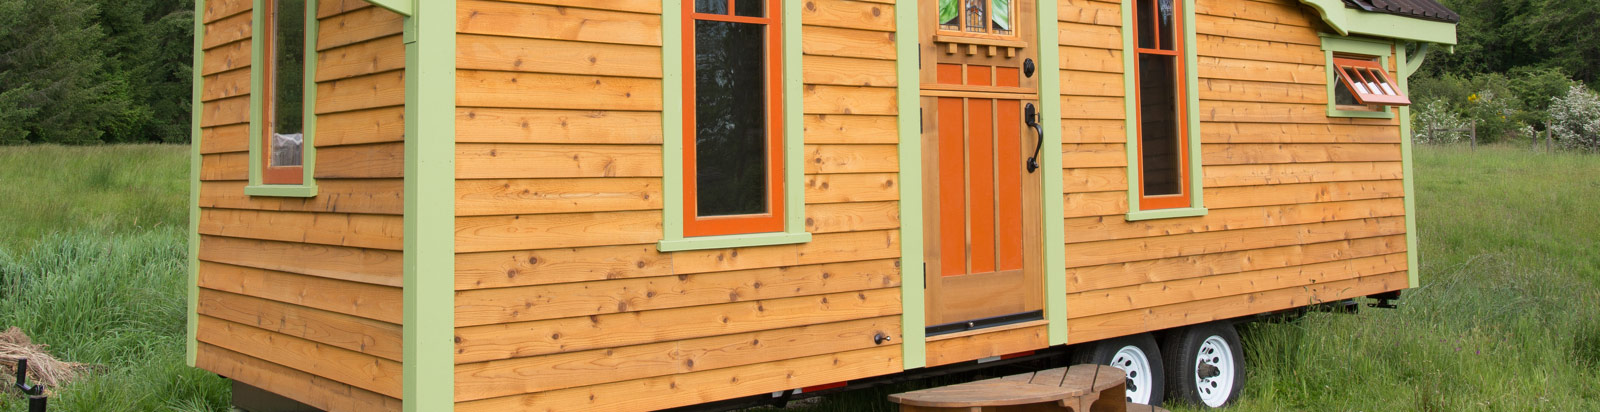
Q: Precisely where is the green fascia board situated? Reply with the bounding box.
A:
[365,0,413,16]
[1121,0,1207,221]
[1035,0,1068,347]
[187,0,207,368]
[1299,0,1457,45]
[402,0,455,410]
[248,0,319,197]
[893,0,927,369]
[1396,41,1421,289]
[1321,34,1398,119]
[657,0,811,252]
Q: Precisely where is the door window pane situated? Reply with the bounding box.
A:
[991,0,1013,34]
[965,0,987,32]
[1138,54,1182,196]
[695,21,770,217]
[940,0,961,29]
[271,0,305,168]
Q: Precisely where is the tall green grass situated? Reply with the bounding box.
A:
[0,145,187,251]
[0,144,225,411]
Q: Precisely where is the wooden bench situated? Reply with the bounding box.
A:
[887,365,1170,412]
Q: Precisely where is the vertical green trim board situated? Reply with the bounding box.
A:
[1120,0,1207,222]
[186,0,207,368]
[1036,0,1068,347]
[894,0,926,369]
[245,0,319,198]
[1396,41,1421,289]
[402,0,456,409]
[656,0,812,252]
[1320,34,1397,119]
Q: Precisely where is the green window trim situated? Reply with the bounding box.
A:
[658,0,810,252]
[1120,0,1207,222]
[1321,34,1398,119]
[246,0,319,198]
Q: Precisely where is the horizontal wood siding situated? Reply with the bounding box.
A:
[1055,0,1410,344]
[451,1,905,410]
[194,2,405,410]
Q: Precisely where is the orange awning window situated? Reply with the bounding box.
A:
[1333,57,1411,106]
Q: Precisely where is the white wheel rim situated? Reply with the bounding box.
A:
[1195,336,1236,407]
[1110,345,1155,405]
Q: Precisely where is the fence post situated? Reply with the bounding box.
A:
[1470,120,1477,151]
[1547,126,1553,153]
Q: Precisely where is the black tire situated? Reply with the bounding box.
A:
[1071,333,1165,406]
[1162,322,1246,408]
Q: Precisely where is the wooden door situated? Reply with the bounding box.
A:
[920,0,1044,332]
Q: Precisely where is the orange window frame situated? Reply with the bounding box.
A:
[261,0,304,186]
[682,0,786,237]
[1333,57,1412,106]
[1131,0,1191,211]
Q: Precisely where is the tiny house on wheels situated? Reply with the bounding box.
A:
[184,0,1459,410]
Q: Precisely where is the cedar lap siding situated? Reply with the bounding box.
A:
[189,0,1448,411]
[195,1,406,411]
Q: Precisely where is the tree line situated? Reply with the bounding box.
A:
[0,0,1596,144]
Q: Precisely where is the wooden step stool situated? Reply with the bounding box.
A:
[887,364,1170,412]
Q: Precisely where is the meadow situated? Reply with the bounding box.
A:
[0,144,1596,411]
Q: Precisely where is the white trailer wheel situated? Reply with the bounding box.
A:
[1110,345,1157,405]
[1071,333,1166,406]
[1162,322,1246,408]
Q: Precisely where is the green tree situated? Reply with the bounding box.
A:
[0,0,135,144]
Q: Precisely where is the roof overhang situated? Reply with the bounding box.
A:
[1299,0,1457,45]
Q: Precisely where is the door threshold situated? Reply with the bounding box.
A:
[926,311,1046,341]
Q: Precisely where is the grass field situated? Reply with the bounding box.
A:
[0,144,1596,411]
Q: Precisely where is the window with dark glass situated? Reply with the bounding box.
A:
[1133,0,1190,210]
[263,0,306,185]
[684,0,784,237]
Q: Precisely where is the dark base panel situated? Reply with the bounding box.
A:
[230,380,322,412]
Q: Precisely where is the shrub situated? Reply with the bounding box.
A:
[1547,85,1600,150]
[1412,100,1471,144]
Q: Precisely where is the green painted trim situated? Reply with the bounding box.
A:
[401,0,455,409]
[365,0,412,16]
[1036,0,1068,347]
[1406,43,1430,75]
[1396,41,1420,289]
[186,0,206,368]
[657,0,811,252]
[1297,0,1457,45]
[1120,0,1207,220]
[248,0,319,197]
[1321,34,1398,119]
[894,0,926,370]
[1125,207,1209,222]
[658,232,813,252]
[243,185,319,197]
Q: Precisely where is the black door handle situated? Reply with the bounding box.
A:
[1025,103,1043,173]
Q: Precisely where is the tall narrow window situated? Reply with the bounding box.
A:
[684,0,784,237]
[263,0,306,185]
[1133,0,1189,210]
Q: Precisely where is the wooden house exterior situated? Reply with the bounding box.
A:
[185,0,1459,411]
